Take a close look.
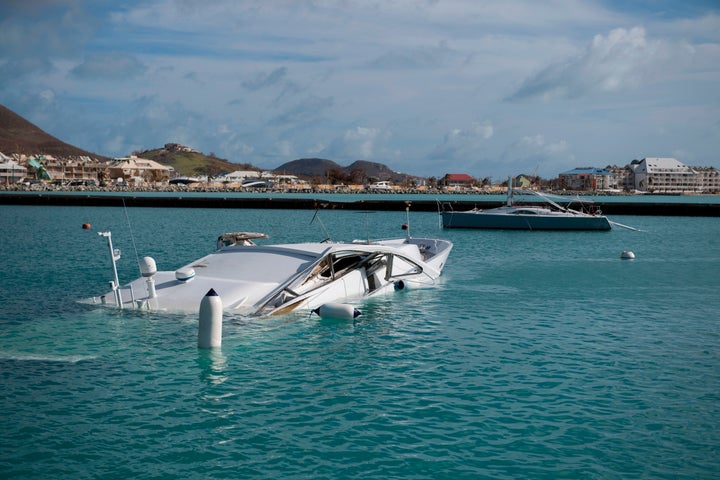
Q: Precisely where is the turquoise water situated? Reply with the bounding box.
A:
[1,205,719,479]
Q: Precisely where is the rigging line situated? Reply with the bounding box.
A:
[609,220,642,232]
[122,197,142,274]
[365,211,370,244]
[311,206,332,242]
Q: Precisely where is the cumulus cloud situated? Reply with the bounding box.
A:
[518,134,569,155]
[430,121,495,160]
[2,1,718,177]
[498,134,575,176]
[324,126,386,160]
[507,26,687,101]
[70,53,147,80]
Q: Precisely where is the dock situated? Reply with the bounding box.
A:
[1,192,719,216]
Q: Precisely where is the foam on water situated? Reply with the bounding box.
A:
[0,352,97,363]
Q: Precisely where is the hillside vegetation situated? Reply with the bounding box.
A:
[139,146,257,178]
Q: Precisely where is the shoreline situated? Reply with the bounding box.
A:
[1,191,719,216]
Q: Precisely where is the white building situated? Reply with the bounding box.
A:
[694,167,720,194]
[107,156,171,184]
[218,170,265,183]
[630,158,699,193]
[556,158,718,193]
[218,170,308,188]
[0,152,27,184]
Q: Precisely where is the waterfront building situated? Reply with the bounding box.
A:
[444,173,475,188]
[19,154,107,183]
[630,157,699,193]
[558,167,613,191]
[107,155,171,185]
[220,170,263,183]
[0,152,27,184]
[272,174,309,189]
[605,165,634,191]
[694,167,720,194]
[559,158,718,193]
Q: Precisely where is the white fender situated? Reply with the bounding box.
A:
[198,289,222,348]
[312,303,361,320]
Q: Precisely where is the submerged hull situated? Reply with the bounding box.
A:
[83,236,453,316]
[442,210,611,230]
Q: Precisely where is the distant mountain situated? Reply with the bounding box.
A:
[273,158,343,177]
[0,104,108,160]
[274,157,415,183]
[346,160,409,182]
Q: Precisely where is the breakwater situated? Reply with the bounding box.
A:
[1,192,720,216]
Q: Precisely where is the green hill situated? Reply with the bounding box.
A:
[139,144,258,177]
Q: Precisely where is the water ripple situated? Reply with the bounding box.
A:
[1,211,719,479]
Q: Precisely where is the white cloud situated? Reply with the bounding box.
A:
[665,13,720,42]
[508,26,691,101]
[496,134,575,177]
[430,122,495,160]
[519,134,569,155]
[1,0,718,178]
[326,127,385,160]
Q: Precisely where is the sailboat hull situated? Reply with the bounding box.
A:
[441,208,611,230]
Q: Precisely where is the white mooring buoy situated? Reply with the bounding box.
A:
[198,288,223,348]
[620,250,636,260]
[312,303,361,320]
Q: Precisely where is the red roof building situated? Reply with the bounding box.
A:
[445,173,475,186]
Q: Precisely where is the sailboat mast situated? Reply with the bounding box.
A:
[506,176,514,206]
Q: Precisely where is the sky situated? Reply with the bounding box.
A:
[1,0,719,180]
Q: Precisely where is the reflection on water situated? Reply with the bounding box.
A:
[196,348,228,386]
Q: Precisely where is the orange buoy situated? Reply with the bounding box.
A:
[82,223,91,230]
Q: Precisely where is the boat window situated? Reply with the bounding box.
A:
[319,252,368,278]
[386,254,423,279]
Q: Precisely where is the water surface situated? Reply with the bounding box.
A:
[1,206,718,479]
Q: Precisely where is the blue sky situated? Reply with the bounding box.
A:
[1,0,718,180]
